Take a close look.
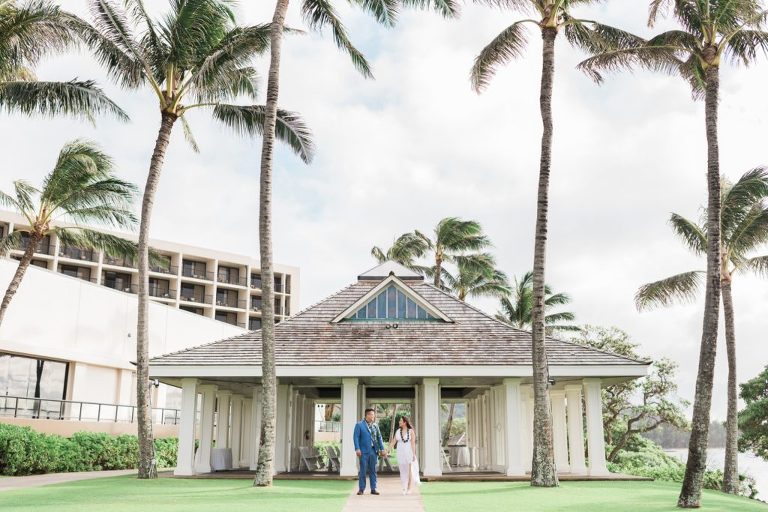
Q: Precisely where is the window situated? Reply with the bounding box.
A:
[249,318,262,330]
[0,353,68,419]
[350,284,437,321]
[180,306,204,315]
[215,311,237,325]
[182,260,207,279]
[180,283,204,302]
[149,278,171,298]
[60,265,91,281]
[103,271,132,292]
[251,273,262,289]
[30,260,48,269]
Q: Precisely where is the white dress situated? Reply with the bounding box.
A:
[395,428,415,490]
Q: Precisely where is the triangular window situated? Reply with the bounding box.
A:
[349,284,437,321]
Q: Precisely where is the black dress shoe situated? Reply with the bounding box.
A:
[357,491,364,495]
[371,490,380,495]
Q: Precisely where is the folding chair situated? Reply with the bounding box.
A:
[298,446,322,472]
[325,445,341,472]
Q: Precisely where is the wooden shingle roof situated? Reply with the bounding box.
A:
[150,276,648,368]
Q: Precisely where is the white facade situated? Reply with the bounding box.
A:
[0,258,246,428]
[0,210,299,331]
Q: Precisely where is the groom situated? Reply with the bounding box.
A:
[353,408,386,495]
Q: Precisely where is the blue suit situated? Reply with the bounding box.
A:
[353,420,385,492]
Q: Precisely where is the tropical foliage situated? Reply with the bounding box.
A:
[76,0,314,480]
[580,2,768,504]
[0,140,137,325]
[0,0,125,120]
[495,271,578,335]
[635,168,768,494]
[738,365,768,461]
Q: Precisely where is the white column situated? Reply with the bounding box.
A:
[241,398,252,468]
[583,378,608,476]
[250,386,262,470]
[216,391,232,449]
[565,384,587,474]
[174,378,198,476]
[550,390,570,472]
[521,385,533,471]
[503,378,523,476]
[230,394,243,468]
[275,384,290,473]
[422,378,442,477]
[195,384,218,473]
[340,378,359,477]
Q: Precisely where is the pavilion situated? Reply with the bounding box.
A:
[148,261,649,478]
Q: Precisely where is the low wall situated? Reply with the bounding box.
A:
[0,418,178,438]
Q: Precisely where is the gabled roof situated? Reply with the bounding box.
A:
[150,274,649,368]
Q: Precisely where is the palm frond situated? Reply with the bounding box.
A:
[470,20,530,93]
[724,29,768,65]
[371,246,388,263]
[721,166,768,236]
[0,80,128,121]
[563,18,644,55]
[745,255,768,277]
[400,0,460,19]
[301,0,373,78]
[577,44,687,84]
[349,0,399,26]
[53,226,137,259]
[212,104,314,164]
[669,212,707,255]
[635,270,704,311]
[0,231,23,257]
[12,179,38,214]
[180,115,200,153]
[728,208,768,257]
[0,0,74,71]
[544,291,571,307]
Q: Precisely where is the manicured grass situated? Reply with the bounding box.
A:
[420,481,767,512]
[0,476,353,512]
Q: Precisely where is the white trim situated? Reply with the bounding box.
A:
[150,363,649,379]
[330,275,452,323]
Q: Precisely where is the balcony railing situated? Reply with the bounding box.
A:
[59,246,98,262]
[103,256,136,268]
[250,277,262,289]
[0,395,179,425]
[103,282,137,294]
[315,420,341,433]
[150,264,177,275]
[64,275,97,283]
[215,298,246,309]
[149,288,176,299]
[181,267,213,281]
[17,240,55,256]
[217,274,247,287]
[179,293,212,304]
[250,301,262,311]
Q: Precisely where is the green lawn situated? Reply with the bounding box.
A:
[1,476,766,512]
[420,481,768,512]
[0,476,352,512]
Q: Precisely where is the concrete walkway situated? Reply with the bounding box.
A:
[0,469,136,492]
[342,475,424,512]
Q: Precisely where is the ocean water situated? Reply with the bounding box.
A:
[665,448,768,500]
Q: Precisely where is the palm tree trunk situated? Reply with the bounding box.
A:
[254,0,289,487]
[389,403,399,442]
[721,278,739,494]
[442,402,455,446]
[0,233,40,327]
[530,26,558,488]
[136,110,178,480]
[433,253,442,288]
[678,64,722,508]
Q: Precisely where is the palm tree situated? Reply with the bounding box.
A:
[80,0,314,480]
[0,0,126,120]
[255,0,458,486]
[635,168,768,495]
[442,252,510,301]
[0,140,138,326]
[578,2,768,505]
[470,0,635,487]
[495,271,579,335]
[371,232,433,271]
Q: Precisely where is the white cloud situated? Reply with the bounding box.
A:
[2,0,768,420]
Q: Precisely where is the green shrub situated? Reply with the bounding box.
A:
[0,424,177,476]
[314,440,340,468]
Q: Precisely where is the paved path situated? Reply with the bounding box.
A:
[342,475,425,512]
[0,469,136,492]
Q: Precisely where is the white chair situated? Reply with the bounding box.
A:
[298,446,322,472]
[325,445,340,472]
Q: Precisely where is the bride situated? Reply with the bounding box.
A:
[388,415,418,495]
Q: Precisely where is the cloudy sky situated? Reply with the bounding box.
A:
[2,1,767,420]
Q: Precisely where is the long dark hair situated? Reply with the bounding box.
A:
[398,415,413,431]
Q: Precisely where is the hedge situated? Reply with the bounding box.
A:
[0,424,177,476]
